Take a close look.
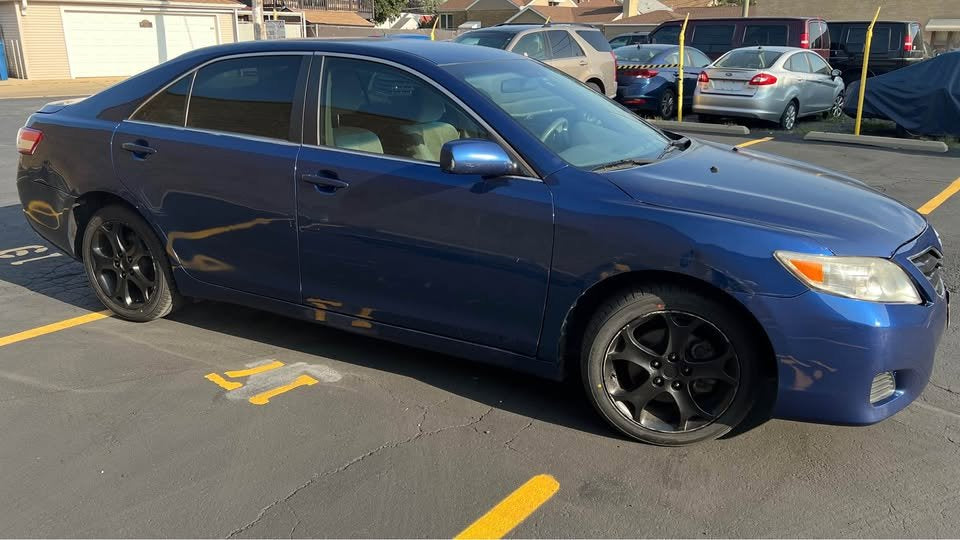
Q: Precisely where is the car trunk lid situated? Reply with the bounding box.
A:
[699,67,759,96]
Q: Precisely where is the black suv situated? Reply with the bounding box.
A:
[828,21,929,85]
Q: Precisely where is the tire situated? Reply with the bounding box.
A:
[825,92,844,119]
[586,81,603,93]
[82,204,181,322]
[778,100,798,130]
[658,89,676,119]
[581,284,760,446]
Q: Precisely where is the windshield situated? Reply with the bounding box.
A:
[715,49,784,69]
[453,31,515,49]
[444,60,669,169]
[614,46,666,63]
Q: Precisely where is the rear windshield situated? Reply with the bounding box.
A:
[715,49,783,68]
[614,46,663,63]
[742,25,788,46]
[453,31,515,49]
[576,30,612,52]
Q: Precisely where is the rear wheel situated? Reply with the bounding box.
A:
[82,205,181,322]
[779,100,798,130]
[581,285,759,446]
[658,89,676,119]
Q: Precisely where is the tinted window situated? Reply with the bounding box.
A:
[806,52,832,74]
[453,31,514,49]
[846,25,894,53]
[445,60,668,169]
[785,53,811,72]
[715,49,783,68]
[133,74,192,125]
[614,46,661,63]
[743,24,788,46]
[609,36,630,48]
[321,57,487,163]
[512,32,548,60]
[187,56,302,140]
[691,24,735,54]
[547,30,584,58]
[650,25,681,44]
[576,30,612,52]
[809,20,827,49]
[687,49,711,67]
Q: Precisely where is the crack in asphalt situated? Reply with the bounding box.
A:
[930,382,960,397]
[225,404,495,538]
[504,420,534,453]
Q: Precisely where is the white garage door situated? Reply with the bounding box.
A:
[62,11,219,78]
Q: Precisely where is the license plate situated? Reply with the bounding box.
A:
[711,80,743,91]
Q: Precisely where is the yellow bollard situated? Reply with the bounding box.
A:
[854,6,881,136]
[677,13,689,122]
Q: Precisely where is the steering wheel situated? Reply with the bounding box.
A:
[540,117,569,143]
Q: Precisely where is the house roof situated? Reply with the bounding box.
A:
[437,0,524,12]
[616,5,750,24]
[302,8,373,25]
[511,0,622,24]
[661,0,717,9]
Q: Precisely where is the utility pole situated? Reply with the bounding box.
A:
[740,0,749,17]
[252,0,265,39]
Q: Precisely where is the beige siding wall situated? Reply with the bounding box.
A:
[20,2,70,79]
[217,12,235,43]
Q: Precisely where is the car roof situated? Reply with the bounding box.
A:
[727,46,806,53]
[614,44,675,51]
[179,38,521,66]
[659,16,822,23]
[828,20,917,25]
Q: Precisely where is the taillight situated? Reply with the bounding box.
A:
[698,71,709,83]
[748,72,778,86]
[17,127,43,155]
[620,69,659,78]
[800,32,810,48]
[904,35,913,51]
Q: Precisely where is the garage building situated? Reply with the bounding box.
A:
[0,0,243,79]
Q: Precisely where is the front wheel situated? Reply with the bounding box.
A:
[828,92,844,118]
[82,205,182,322]
[581,285,760,446]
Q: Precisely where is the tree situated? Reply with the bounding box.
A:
[373,0,407,23]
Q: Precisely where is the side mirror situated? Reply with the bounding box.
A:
[830,68,842,79]
[440,139,517,177]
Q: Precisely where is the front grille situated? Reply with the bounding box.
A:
[870,371,896,404]
[910,247,946,297]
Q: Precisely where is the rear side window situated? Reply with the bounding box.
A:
[576,30,612,52]
[547,30,584,58]
[650,25,681,44]
[132,74,193,126]
[808,20,828,49]
[715,49,783,68]
[512,32,548,60]
[846,25,894,53]
[785,53,811,72]
[186,55,303,141]
[742,24,788,46]
[691,24,735,54]
[687,49,711,67]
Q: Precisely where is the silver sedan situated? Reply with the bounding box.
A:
[693,46,845,130]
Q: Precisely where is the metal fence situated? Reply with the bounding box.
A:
[4,39,25,79]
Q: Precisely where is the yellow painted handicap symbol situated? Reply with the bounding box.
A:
[204,359,342,405]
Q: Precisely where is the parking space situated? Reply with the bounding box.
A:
[2,99,960,537]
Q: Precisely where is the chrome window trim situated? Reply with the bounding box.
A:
[123,119,302,148]
[312,51,541,181]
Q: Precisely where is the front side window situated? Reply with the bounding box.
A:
[743,24,789,46]
[785,53,811,73]
[445,59,668,170]
[806,52,832,75]
[321,57,488,163]
[187,55,303,141]
[547,30,583,58]
[512,32,549,60]
[132,74,193,126]
[691,24,735,54]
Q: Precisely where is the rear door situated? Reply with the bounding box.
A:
[783,52,817,113]
[545,30,589,82]
[804,52,837,111]
[113,53,308,302]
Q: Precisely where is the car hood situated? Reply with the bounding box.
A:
[603,140,926,256]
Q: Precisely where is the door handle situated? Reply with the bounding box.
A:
[121,142,157,157]
[301,172,349,192]
[579,60,588,66]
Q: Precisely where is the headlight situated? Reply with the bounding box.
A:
[774,251,922,304]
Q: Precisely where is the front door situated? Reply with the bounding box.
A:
[804,52,838,111]
[113,53,309,302]
[296,55,554,355]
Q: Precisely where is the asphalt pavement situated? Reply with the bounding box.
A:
[1,97,959,537]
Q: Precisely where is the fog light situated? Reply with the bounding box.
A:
[869,371,896,404]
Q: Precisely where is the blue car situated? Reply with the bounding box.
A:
[16,39,947,446]
[614,44,712,118]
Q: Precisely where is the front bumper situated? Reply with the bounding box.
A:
[738,227,949,425]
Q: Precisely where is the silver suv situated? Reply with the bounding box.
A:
[453,24,618,98]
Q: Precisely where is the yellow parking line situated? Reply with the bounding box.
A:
[735,136,774,148]
[224,360,284,378]
[455,474,559,540]
[248,374,318,405]
[0,310,111,348]
[918,177,960,215]
[205,373,243,391]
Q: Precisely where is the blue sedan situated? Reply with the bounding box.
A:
[614,44,712,118]
[16,39,947,446]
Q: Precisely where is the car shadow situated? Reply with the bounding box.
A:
[1,202,772,442]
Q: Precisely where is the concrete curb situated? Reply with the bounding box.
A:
[650,120,750,135]
[804,131,949,153]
